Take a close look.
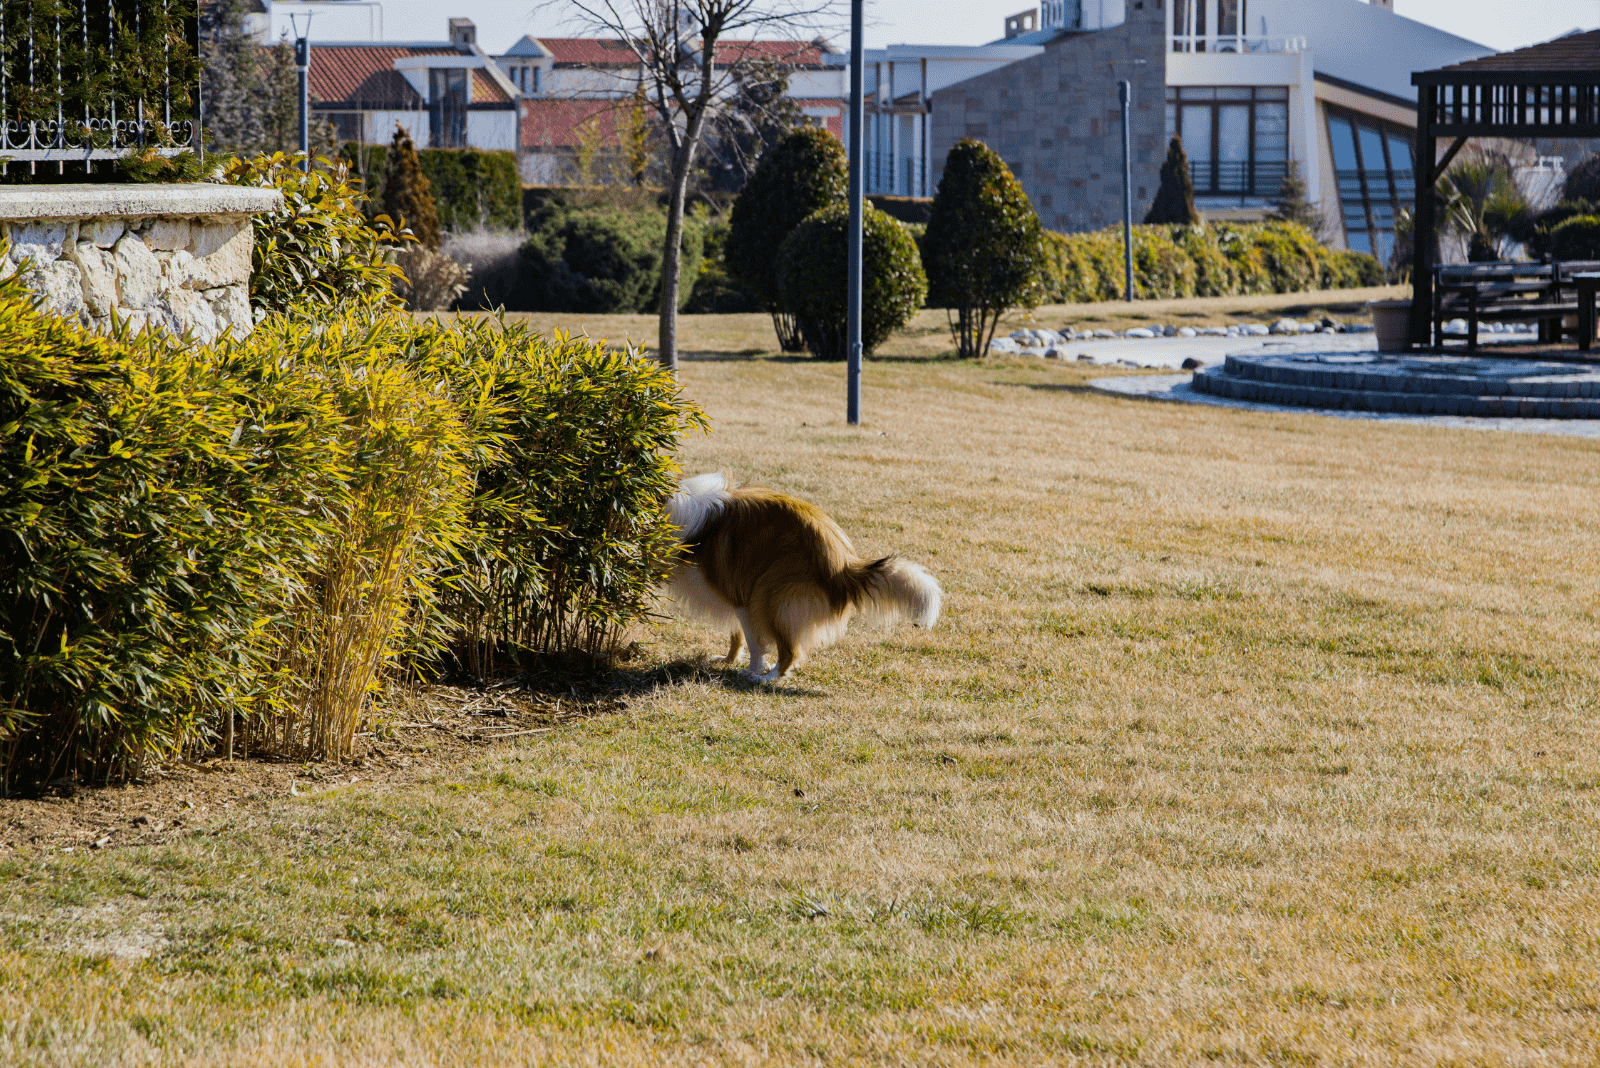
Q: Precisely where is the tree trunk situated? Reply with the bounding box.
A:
[658,139,698,372]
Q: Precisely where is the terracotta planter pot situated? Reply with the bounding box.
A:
[1367,299,1413,352]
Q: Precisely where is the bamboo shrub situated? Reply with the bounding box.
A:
[424,317,707,675]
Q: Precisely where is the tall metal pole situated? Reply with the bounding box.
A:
[846,0,864,426]
[293,15,310,171]
[1119,78,1134,303]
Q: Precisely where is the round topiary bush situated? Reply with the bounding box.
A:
[923,139,1045,358]
[725,128,849,350]
[776,203,927,361]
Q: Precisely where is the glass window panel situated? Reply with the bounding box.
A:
[1183,105,1213,160]
[1182,87,1217,100]
[1218,0,1242,36]
[1255,86,1288,101]
[1166,104,1176,140]
[1218,106,1249,161]
[1216,87,1252,100]
[1328,115,1358,171]
[1348,231,1373,255]
[1167,87,1179,102]
[1386,132,1413,171]
[1254,102,1288,161]
[1357,124,1387,175]
[1374,231,1395,263]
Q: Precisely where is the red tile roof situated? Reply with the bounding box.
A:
[538,36,829,69]
[309,45,455,105]
[713,39,828,68]
[520,97,632,149]
[540,37,643,66]
[309,45,512,107]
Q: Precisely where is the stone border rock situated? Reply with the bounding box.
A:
[0,183,285,344]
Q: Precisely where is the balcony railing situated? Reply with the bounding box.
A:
[1,0,200,170]
[1190,158,1288,197]
[1170,34,1307,54]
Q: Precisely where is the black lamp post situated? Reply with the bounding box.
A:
[291,14,311,172]
[846,0,864,426]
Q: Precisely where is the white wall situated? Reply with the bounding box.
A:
[467,111,518,152]
[1251,0,1491,103]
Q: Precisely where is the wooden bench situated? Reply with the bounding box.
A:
[1433,262,1568,351]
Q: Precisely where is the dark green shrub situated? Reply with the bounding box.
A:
[924,139,1045,358]
[1563,155,1600,203]
[222,152,405,314]
[1545,214,1600,260]
[383,125,442,250]
[519,206,704,313]
[725,128,849,350]
[684,216,759,313]
[777,203,927,361]
[348,144,522,233]
[1145,137,1201,225]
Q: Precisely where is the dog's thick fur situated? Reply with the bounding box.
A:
[665,473,941,681]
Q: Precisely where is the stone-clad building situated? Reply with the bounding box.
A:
[928,1,1169,233]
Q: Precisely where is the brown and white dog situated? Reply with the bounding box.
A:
[665,473,941,682]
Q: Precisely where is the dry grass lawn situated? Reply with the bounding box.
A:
[4,308,1600,1066]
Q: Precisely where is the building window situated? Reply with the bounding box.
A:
[429,68,468,148]
[1173,0,1248,51]
[1165,85,1287,204]
[328,112,363,143]
[1326,108,1413,263]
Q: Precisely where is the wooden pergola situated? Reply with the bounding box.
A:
[1410,31,1600,347]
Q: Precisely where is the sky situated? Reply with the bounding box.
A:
[350,0,1596,56]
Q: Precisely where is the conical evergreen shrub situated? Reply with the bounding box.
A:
[1144,137,1201,225]
[724,127,848,351]
[383,124,442,250]
[923,139,1044,359]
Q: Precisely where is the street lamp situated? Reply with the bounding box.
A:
[846,0,864,426]
[1110,59,1146,303]
[291,13,312,172]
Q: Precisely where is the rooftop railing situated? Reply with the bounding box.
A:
[1,0,199,172]
[1169,34,1307,55]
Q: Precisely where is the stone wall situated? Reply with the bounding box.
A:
[0,185,284,342]
[929,1,1169,233]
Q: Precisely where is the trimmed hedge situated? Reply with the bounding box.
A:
[1039,222,1380,303]
[344,143,521,231]
[0,279,705,790]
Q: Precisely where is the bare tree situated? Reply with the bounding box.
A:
[547,0,837,371]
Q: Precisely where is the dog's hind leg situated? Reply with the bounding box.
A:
[736,610,770,680]
[721,629,745,667]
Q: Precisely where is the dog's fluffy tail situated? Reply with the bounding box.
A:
[852,556,942,629]
[667,471,732,541]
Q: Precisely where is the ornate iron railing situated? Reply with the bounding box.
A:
[0,0,199,170]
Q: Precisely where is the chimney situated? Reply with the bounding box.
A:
[1004,8,1038,38]
[1369,0,1393,9]
[449,18,476,49]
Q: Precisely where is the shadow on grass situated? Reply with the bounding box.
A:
[466,653,824,722]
